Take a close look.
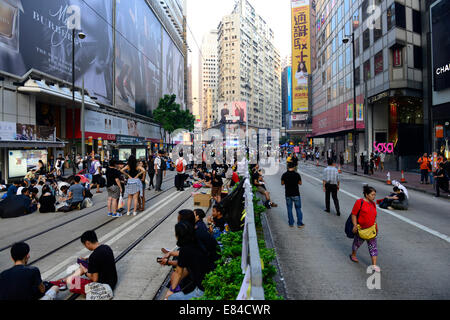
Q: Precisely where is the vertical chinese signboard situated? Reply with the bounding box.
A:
[291,0,311,113]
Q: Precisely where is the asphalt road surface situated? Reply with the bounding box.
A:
[263,161,450,300]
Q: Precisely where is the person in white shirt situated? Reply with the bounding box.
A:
[90,155,103,194]
[154,150,164,192]
[175,152,188,191]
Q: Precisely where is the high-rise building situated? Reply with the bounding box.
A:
[311,0,426,170]
[217,0,282,129]
[199,30,219,128]
[423,0,450,158]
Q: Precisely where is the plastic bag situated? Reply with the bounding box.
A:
[85,282,113,300]
[118,195,124,209]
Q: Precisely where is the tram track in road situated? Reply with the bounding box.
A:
[27,186,177,266]
[0,174,179,253]
[67,192,194,301]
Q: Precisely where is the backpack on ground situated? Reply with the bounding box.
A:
[81,198,94,209]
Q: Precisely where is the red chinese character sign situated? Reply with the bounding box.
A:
[291,0,311,113]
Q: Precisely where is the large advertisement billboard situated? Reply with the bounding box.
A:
[291,0,311,113]
[84,110,160,139]
[218,101,247,124]
[0,0,114,105]
[116,0,184,117]
[431,0,450,92]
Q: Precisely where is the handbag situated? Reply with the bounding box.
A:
[85,282,113,300]
[345,199,363,239]
[357,223,377,240]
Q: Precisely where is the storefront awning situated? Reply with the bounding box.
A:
[17,79,100,108]
[0,140,66,149]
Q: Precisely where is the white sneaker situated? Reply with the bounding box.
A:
[133,212,137,216]
[126,212,131,216]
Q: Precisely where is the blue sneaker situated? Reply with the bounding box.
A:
[108,212,113,217]
[112,213,122,218]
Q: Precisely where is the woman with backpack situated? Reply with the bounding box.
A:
[120,155,145,216]
[349,185,380,272]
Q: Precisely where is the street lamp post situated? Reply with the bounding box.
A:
[344,32,358,173]
[71,29,86,174]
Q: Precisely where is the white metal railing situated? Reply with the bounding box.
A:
[237,159,264,300]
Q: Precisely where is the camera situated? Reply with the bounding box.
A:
[156,257,163,263]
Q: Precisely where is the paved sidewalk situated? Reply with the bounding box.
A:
[308,159,443,196]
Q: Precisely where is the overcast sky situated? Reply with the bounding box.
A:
[186,0,291,114]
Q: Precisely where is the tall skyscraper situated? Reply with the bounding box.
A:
[217,0,282,129]
[199,30,219,128]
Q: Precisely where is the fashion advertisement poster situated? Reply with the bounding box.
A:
[84,110,160,139]
[115,0,184,117]
[219,101,247,124]
[0,0,114,105]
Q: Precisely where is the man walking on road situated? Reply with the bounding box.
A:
[281,162,304,228]
[154,150,164,192]
[322,159,341,216]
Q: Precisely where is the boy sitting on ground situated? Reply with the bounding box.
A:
[62,230,117,296]
[0,242,61,300]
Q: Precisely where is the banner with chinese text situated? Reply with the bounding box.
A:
[291,0,311,113]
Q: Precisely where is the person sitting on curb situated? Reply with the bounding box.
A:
[0,242,62,300]
[252,165,277,209]
[164,221,216,300]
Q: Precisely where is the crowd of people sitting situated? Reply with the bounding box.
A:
[0,156,277,301]
[0,172,97,218]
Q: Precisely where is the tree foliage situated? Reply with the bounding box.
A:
[153,95,195,136]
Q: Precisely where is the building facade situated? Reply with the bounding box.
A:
[217,0,282,129]
[311,0,426,170]
[423,0,450,159]
[199,30,219,128]
[0,0,186,182]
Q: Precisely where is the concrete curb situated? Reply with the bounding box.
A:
[260,211,289,300]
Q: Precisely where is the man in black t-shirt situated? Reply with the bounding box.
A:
[0,242,60,300]
[281,162,304,228]
[65,231,117,296]
[106,160,123,218]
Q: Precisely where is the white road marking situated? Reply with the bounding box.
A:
[41,190,183,279]
[299,169,450,243]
